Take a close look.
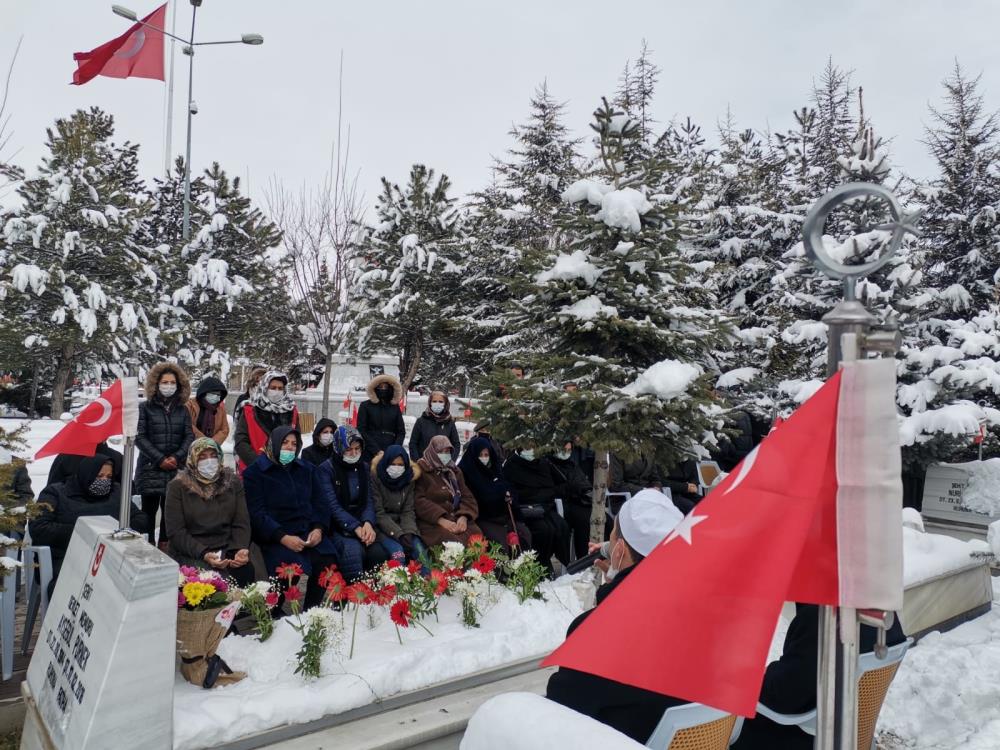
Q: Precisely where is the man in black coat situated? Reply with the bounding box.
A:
[357,375,406,462]
[732,603,907,750]
[547,490,686,743]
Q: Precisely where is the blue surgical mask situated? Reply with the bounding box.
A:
[203,393,222,405]
[279,449,296,465]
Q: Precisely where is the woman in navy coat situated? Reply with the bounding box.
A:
[243,425,339,608]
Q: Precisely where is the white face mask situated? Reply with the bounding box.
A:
[478,456,490,466]
[267,388,285,404]
[203,392,222,405]
[520,449,535,462]
[318,432,334,446]
[197,458,220,479]
[386,465,406,479]
[159,383,177,398]
[343,453,361,465]
[437,452,453,466]
[430,402,445,414]
[607,539,627,581]
[555,450,572,461]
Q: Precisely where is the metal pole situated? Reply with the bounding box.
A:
[116,436,137,536]
[163,0,177,175]
[181,3,197,241]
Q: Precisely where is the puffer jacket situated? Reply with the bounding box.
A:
[135,362,194,495]
[371,448,421,539]
[408,392,460,460]
[357,375,406,460]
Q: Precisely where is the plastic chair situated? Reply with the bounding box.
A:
[21,545,53,656]
[645,702,742,749]
[755,638,912,750]
[0,547,19,680]
[604,491,631,522]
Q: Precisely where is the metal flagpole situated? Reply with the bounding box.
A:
[163,0,177,175]
[802,183,918,750]
[113,374,141,539]
[181,2,198,241]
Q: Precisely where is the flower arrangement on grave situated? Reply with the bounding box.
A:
[290,606,342,679]
[238,580,280,641]
[504,550,547,604]
[175,566,243,688]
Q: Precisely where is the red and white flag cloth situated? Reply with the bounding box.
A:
[35,378,140,459]
[72,4,166,85]
[542,358,902,716]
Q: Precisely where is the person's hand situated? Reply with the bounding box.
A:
[281,534,306,552]
[203,551,229,569]
[230,549,250,567]
[455,516,468,533]
[306,529,322,548]
[687,483,699,495]
[594,558,610,574]
[504,492,513,505]
[587,541,603,555]
[160,456,177,470]
[360,522,376,545]
[438,518,458,534]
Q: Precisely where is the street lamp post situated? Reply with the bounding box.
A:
[112,2,263,240]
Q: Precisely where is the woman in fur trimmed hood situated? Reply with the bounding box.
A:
[357,374,405,461]
[136,362,194,549]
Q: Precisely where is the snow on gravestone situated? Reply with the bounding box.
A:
[921,463,1000,528]
[21,516,177,750]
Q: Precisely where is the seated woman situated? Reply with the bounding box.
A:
[317,426,397,579]
[458,435,531,555]
[371,446,429,565]
[164,437,254,587]
[31,456,150,594]
[414,435,482,547]
[243,425,339,608]
[502,447,572,576]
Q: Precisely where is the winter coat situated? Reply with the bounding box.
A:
[413,461,481,547]
[458,436,516,521]
[185,376,230,445]
[408,393,460,460]
[661,460,699,513]
[608,453,662,497]
[546,565,688,743]
[317,454,377,536]
[242,425,338,575]
[31,457,150,577]
[733,603,906,750]
[164,467,251,567]
[135,363,194,496]
[47,443,123,486]
[10,463,33,504]
[549,455,592,507]
[357,375,406,461]
[301,418,337,466]
[371,448,421,540]
[502,454,568,509]
[233,403,299,470]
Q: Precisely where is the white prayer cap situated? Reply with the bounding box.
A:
[618,489,684,557]
[0,448,11,465]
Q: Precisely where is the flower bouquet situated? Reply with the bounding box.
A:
[176,566,244,688]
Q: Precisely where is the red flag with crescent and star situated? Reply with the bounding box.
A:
[72,4,167,86]
[542,358,903,716]
[36,378,140,459]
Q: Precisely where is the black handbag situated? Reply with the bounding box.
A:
[519,504,545,520]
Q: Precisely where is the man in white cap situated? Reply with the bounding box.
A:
[546,489,685,743]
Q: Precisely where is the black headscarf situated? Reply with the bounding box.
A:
[376,444,413,491]
[74,456,115,500]
[265,425,301,466]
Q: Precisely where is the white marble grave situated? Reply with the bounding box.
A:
[21,516,178,750]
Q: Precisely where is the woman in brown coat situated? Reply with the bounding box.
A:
[185,376,230,445]
[164,437,255,586]
[414,435,482,547]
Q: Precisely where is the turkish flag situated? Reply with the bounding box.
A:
[36,378,140,459]
[350,402,359,428]
[72,4,167,85]
[542,358,902,716]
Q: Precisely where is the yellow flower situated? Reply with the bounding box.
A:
[182,581,216,608]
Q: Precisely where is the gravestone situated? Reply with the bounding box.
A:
[21,516,178,750]
[921,464,1000,528]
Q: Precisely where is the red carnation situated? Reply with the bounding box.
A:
[265,591,279,607]
[507,531,521,548]
[406,559,422,575]
[385,559,402,569]
[284,585,303,603]
[472,554,496,575]
[467,533,486,550]
[390,599,412,628]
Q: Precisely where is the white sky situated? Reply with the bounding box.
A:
[2,0,999,211]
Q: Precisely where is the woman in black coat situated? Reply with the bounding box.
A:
[458,436,530,554]
[408,390,460,461]
[549,441,593,560]
[502,450,572,575]
[300,418,337,466]
[357,374,406,462]
[135,362,194,548]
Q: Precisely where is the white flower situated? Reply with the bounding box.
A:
[304,606,339,629]
[197,570,217,582]
[464,568,483,581]
[244,580,272,598]
[440,541,465,568]
[508,550,538,572]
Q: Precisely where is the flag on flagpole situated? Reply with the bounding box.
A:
[36,378,140,459]
[72,4,167,85]
[542,358,902,716]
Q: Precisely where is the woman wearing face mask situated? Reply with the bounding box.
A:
[233,370,299,475]
[243,426,340,609]
[548,441,594,560]
[32,457,150,593]
[414,435,482,547]
[408,390,460,463]
[185,376,230,445]
[502,446,573,576]
[357,374,406,462]
[317,426,397,579]
[300,418,337,466]
[164,438,254,586]
[371,445,429,565]
[458,436,531,555]
[136,362,195,549]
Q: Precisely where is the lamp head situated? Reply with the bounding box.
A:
[112,4,138,21]
[241,33,264,45]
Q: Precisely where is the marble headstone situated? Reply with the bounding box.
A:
[21,516,178,750]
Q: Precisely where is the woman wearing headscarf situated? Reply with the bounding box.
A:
[408,390,460,462]
[300,418,337,466]
[317,426,397,580]
[32,457,150,593]
[414,435,481,547]
[135,362,195,549]
[243,425,339,608]
[185,376,230,445]
[232,366,267,424]
[164,438,254,587]
[458,435,531,554]
[372,445,429,565]
[357,374,406,462]
[233,370,299,475]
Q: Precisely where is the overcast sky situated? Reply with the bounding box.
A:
[3,0,1000,212]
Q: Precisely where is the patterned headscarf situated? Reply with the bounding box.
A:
[186,437,222,485]
[250,370,296,414]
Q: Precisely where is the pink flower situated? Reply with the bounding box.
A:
[177,591,187,608]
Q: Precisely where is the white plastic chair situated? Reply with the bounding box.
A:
[604,491,631,522]
[21,544,53,656]
[645,702,743,749]
[754,639,912,750]
[0,546,18,680]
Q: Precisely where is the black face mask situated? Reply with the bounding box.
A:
[88,477,112,497]
[377,388,392,403]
